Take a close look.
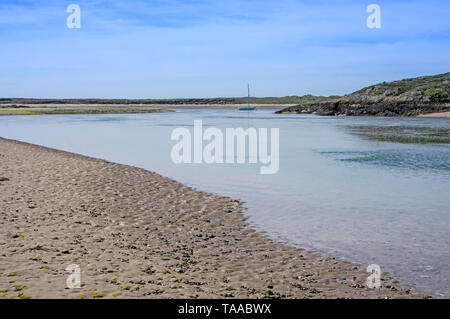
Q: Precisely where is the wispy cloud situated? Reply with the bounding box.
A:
[0,0,449,98]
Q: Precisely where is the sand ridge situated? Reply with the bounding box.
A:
[0,137,424,299]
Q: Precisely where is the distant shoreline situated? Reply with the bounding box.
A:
[0,104,288,116]
[2,105,450,118]
[0,103,292,108]
[0,106,174,116]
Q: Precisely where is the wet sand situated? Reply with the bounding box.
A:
[0,137,425,299]
[418,111,450,118]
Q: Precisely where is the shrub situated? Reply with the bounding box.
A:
[424,87,450,102]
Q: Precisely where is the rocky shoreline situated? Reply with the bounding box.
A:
[275,100,450,116]
[0,137,425,299]
[277,72,450,116]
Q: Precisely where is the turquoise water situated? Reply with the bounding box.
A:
[0,109,449,297]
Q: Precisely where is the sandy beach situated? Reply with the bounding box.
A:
[418,111,450,118]
[0,137,424,299]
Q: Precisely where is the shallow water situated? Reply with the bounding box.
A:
[0,109,449,297]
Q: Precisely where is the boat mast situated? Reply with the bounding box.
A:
[247,83,250,108]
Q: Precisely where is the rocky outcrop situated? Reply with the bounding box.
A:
[275,99,450,116]
[276,72,450,116]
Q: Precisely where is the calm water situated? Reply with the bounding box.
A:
[1,109,449,297]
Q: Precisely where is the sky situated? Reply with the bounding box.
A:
[0,0,449,98]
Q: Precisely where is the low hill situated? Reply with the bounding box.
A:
[276,72,450,116]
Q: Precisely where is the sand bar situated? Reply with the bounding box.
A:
[0,103,292,109]
[418,111,450,118]
[0,137,424,299]
[0,107,173,116]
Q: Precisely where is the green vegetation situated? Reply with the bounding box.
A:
[263,290,275,297]
[0,107,173,116]
[0,177,9,181]
[346,125,450,144]
[424,87,450,102]
[277,72,450,116]
[11,284,28,291]
[0,98,231,105]
[154,288,165,294]
[0,95,339,107]
[121,285,133,291]
[353,72,450,102]
[11,234,25,239]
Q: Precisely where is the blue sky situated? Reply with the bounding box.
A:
[0,0,449,98]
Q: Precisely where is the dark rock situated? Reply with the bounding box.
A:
[275,100,449,116]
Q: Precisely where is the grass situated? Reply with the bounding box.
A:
[0,107,173,116]
[346,125,450,144]
[352,72,450,102]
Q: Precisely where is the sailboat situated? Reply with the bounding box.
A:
[238,84,256,111]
